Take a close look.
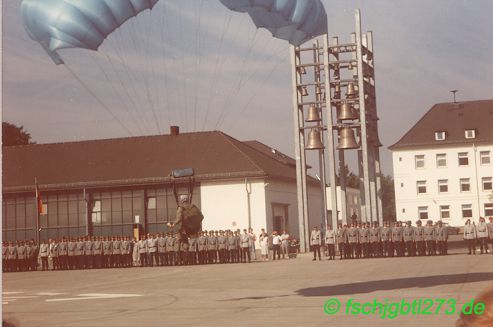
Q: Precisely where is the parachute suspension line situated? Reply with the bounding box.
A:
[226,50,289,132]
[213,28,259,130]
[201,11,233,131]
[192,0,205,132]
[63,64,134,136]
[90,53,146,135]
[158,2,172,129]
[176,0,189,132]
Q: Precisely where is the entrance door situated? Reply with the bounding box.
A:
[272,204,288,232]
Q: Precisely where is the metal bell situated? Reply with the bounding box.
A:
[306,105,321,122]
[346,82,358,98]
[306,129,324,150]
[337,127,359,150]
[337,102,358,120]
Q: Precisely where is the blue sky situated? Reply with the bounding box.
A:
[3,0,493,176]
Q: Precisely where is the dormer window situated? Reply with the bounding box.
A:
[435,131,446,141]
[465,129,476,139]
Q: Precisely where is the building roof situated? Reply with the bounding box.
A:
[3,131,316,193]
[389,99,493,151]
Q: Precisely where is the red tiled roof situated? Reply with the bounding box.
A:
[3,131,313,192]
[389,99,493,150]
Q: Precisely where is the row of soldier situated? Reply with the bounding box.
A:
[3,229,256,272]
[320,220,450,260]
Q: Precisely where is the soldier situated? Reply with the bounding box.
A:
[38,240,49,271]
[391,222,403,257]
[76,236,85,269]
[435,221,449,255]
[138,235,148,267]
[173,232,181,265]
[2,242,8,272]
[347,223,359,259]
[110,236,120,268]
[67,237,76,270]
[102,236,112,268]
[488,217,493,254]
[164,233,175,266]
[157,233,166,266]
[17,241,27,272]
[403,221,415,256]
[121,236,131,268]
[188,234,198,265]
[208,230,219,264]
[359,223,370,258]
[476,217,489,254]
[197,231,207,264]
[380,222,392,257]
[226,231,237,263]
[92,236,102,269]
[463,219,477,255]
[146,234,157,267]
[132,237,140,267]
[25,240,33,271]
[240,229,251,263]
[58,237,69,270]
[369,222,381,257]
[310,226,322,261]
[336,224,347,260]
[84,236,94,269]
[413,220,426,256]
[179,235,188,265]
[50,239,59,270]
[325,225,336,260]
[235,230,242,262]
[217,231,227,263]
[31,239,40,271]
[424,220,436,256]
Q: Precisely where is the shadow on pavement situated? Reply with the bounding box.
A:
[296,272,493,297]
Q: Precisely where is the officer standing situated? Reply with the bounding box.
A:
[325,225,336,260]
[476,217,489,254]
[391,222,403,257]
[217,231,227,263]
[347,223,359,259]
[436,221,448,255]
[310,226,322,261]
[17,241,27,272]
[463,219,477,255]
[138,235,148,267]
[359,223,370,258]
[93,236,103,269]
[49,239,59,270]
[84,236,94,269]
[209,230,219,264]
[102,236,113,268]
[413,220,426,256]
[226,231,237,263]
[198,231,208,264]
[336,224,348,259]
[58,237,68,270]
[76,237,85,269]
[38,240,49,271]
[157,233,166,266]
[25,241,34,271]
[424,220,436,255]
[403,221,415,256]
[67,237,76,269]
[380,222,392,257]
[146,234,157,267]
[188,234,198,265]
[240,229,251,263]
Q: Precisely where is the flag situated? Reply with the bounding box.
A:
[35,180,44,215]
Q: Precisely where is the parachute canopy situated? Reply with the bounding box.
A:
[21,0,328,65]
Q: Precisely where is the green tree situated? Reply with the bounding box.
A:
[2,122,34,146]
[338,164,360,189]
[381,174,396,222]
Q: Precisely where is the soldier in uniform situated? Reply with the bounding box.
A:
[403,221,415,256]
[217,231,228,264]
[197,231,207,264]
[240,229,251,263]
[124,236,133,267]
[146,234,157,267]
[67,237,76,270]
[463,219,477,254]
[225,231,236,263]
[347,223,358,259]
[476,217,489,254]
[436,221,448,255]
[84,236,93,269]
[38,240,49,271]
[173,233,181,265]
[359,223,370,258]
[157,233,166,266]
[391,222,403,257]
[17,241,27,272]
[164,233,174,266]
[310,226,322,261]
[138,235,148,267]
[369,222,381,257]
[92,236,102,269]
[488,217,493,254]
[2,242,8,272]
[49,239,59,270]
[76,236,85,269]
[179,236,188,265]
[102,236,112,268]
[208,230,219,264]
[188,234,198,265]
[325,225,336,260]
[413,220,426,256]
[380,222,391,257]
[25,240,33,271]
[424,220,436,256]
[31,239,40,271]
[58,237,68,270]
[335,224,347,259]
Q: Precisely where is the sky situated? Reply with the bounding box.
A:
[3,0,493,177]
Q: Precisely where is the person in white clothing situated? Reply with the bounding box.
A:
[271,231,282,260]
[259,229,269,261]
[280,230,290,259]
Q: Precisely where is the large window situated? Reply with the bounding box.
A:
[440,205,450,219]
[460,178,471,192]
[485,203,493,216]
[415,155,425,169]
[482,177,492,191]
[418,206,428,220]
[91,200,102,224]
[480,151,491,165]
[436,153,447,167]
[438,179,448,193]
[417,181,427,194]
[458,152,469,166]
[462,204,472,219]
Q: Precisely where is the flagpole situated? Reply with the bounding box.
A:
[35,177,40,245]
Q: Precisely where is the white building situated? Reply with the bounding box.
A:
[389,99,493,226]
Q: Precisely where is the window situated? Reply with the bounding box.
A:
[462,204,472,219]
[399,157,402,162]
[460,178,471,192]
[440,205,450,219]
[435,131,446,141]
[415,155,425,168]
[400,183,404,188]
[147,197,156,209]
[91,200,102,224]
[418,206,428,220]
[458,152,469,166]
[402,208,406,213]
[480,151,491,165]
[436,153,447,167]
[465,129,476,139]
[438,179,448,193]
[482,177,492,191]
[41,203,48,215]
[485,203,493,216]
[417,181,427,194]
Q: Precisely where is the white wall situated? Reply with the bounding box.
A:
[200,179,266,233]
[392,143,493,226]
[326,186,361,224]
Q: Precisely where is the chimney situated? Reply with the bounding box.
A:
[170,126,180,136]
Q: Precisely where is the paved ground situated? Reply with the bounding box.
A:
[3,249,493,327]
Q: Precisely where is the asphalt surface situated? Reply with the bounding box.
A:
[2,248,493,327]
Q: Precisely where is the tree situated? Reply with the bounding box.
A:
[338,164,360,189]
[381,174,396,222]
[2,122,34,146]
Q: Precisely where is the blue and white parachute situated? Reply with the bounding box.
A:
[21,0,328,65]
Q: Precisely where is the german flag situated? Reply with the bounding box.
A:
[35,180,44,215]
